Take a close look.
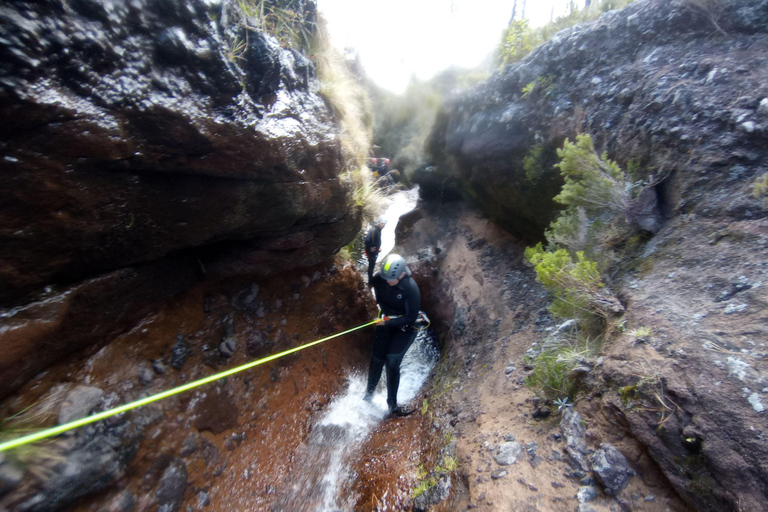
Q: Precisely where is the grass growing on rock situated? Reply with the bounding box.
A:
[498,0,637,66]
[412,455,458,499]
[228,2,379,222]
[0,403,64,479]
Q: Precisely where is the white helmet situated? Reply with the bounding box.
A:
[381,254,407,281]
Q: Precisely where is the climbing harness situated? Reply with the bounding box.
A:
[376,310,431,331]
[0,319,379,453]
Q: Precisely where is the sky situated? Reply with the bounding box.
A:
[318,0,586,93]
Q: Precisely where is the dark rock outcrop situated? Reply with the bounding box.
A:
[155,459,188,512]
[0,0,359,398]
[426,0,768,510]
[589,443,634,497]
[13,394,150,512]
[426,0,768,241]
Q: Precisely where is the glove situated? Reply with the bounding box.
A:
[376,316,390,324]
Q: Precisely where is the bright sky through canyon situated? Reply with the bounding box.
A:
[318,0,585,93]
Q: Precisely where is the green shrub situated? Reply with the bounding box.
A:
[499,19,544,65]
[412,456,459,498]
[554,134,628,214]
[545,206,588,252]
[524,243,622,321]
[521,75,556,100]
[525,348,576,401]
[544,134,634,265]
[523,144,546,181]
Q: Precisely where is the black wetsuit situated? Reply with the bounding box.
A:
[364,225,382,283]
[367,270,421,410]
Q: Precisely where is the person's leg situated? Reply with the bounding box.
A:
[384,329,417,412]
[367,253,377,283]
[365,325,390,399]
[365,356,384,401]
[384,355,400,410]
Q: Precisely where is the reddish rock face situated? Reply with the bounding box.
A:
[0,260,379,512]
[0,0,361,398]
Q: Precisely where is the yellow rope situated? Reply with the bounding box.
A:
[0,319,378,452]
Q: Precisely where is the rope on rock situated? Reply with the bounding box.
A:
[0,319,379,453]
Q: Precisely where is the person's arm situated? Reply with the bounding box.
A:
[385,280,420,329]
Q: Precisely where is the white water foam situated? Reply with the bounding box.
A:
[279,329,438,511]
[378,185,420,260]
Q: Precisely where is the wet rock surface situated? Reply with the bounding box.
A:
[155,459,187,512]
[394,203,691,511]
[0,0,359,400]
[424,0,768,509]
[0,260,376,511]
[427,0,768,241]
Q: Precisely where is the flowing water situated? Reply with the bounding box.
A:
[275,330,438,510]
[277,186,435,510]
[378,185,420,260]
[356,185,420,271]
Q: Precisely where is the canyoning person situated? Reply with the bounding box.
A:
[363,215,387,283]
[364,253,421,416]
[368,157,379,178]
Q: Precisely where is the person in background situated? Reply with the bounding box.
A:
[364,215,387,283]
[364,253,420,416]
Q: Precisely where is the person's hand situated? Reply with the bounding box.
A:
[376,316,390,324]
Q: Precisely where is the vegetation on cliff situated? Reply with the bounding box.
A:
[524,134,633,401]
[497,0,637,66]
[233,0,382,219]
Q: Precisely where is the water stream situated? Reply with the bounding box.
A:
[278,186,435,510]
[378,185,420,260]
[276,331,438,510]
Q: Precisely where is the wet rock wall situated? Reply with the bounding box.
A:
[424,0,768,510]
[0,260,376,511]
[425,0,768,240]
[0,0,360,399]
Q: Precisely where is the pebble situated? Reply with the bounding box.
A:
[495,442,524,465]
[220,337,236,358]
[152,359,168,374]
[757,97,768,116]
[491,468,508,479]
[138,365,154,385]
[577,486,598,503]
